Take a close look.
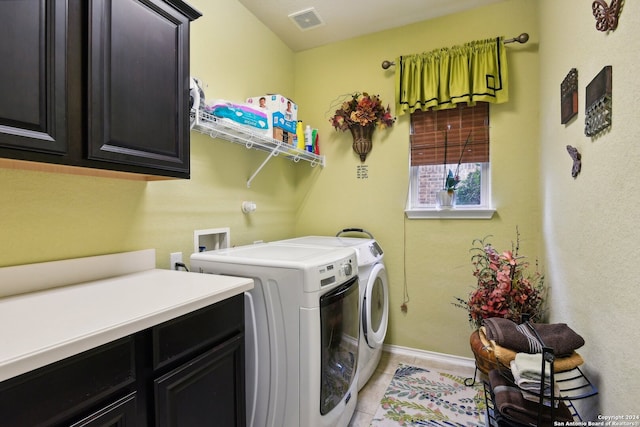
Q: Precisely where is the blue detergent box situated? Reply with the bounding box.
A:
[246,94,298,133]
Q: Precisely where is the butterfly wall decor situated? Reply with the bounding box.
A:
[566,145,582,178]
[592,0,622,32]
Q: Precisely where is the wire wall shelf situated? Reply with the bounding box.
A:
[190,109,325,188]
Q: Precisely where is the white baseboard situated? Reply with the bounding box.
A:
[382,343,476,370]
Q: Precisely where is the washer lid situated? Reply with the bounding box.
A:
[191,242,355,269]
[276,236,383,266]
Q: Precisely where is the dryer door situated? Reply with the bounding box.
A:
[362,263,389,349]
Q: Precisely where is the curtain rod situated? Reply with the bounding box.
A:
[380,33,529,70]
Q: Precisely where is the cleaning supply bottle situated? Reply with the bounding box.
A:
[311,128,318,154]
[296,120,305,150]
[304,125,313,152]
[313,129,320,155]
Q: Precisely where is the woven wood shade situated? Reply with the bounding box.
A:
[410,102,490,166]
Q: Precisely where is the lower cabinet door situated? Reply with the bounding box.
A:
[154,334,245,427]
[0,337,135,427]
[70,393,138,427]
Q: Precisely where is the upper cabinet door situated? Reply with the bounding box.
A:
[87,0,191,176]
[0,0,68,155]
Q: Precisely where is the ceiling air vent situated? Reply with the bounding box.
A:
[288,7,325,31]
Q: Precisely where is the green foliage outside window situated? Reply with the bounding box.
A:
[455,166,481,205]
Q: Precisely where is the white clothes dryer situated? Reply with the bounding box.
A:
[191,243,359,427]
[275,229,389,390]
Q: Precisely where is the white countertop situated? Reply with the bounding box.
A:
[0,260,253,382]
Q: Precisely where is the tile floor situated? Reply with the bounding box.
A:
[348,350,478,427]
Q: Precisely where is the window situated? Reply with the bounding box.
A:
[406,103,494,218]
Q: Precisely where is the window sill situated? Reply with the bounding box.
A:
[405,207,496,219]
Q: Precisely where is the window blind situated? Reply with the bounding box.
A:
[410,102,490,167]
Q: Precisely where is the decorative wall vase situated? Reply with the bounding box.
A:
[349,124,375,162]
[436,190,456,209]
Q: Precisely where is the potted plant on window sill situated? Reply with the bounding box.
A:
[436,170,459,209]
[435,130,471,209]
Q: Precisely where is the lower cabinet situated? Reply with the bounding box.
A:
[155,335,245,427]
[70,393,138,427]
[0,294,245,426]
[0,337,136,426]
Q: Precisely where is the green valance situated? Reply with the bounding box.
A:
[395,37,508,115]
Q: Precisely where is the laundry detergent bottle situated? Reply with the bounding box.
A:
[296,120,305,150]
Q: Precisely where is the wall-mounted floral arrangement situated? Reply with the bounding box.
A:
[329,92,395,162]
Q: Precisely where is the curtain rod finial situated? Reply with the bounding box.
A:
[381,60,395,70]
[505,33,530,44]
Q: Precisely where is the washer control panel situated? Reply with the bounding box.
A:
[318,253,356,288]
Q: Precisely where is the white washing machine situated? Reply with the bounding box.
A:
[190,243,359,427]
[276,229,389,390]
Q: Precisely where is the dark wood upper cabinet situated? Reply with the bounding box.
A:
[0,0,201,179]
[87,0,191,175]
[0,0,68,155]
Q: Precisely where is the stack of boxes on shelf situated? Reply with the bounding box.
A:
[246,94,319,154]
[246,94,297,144]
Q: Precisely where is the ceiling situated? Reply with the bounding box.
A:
[237,0,507,52]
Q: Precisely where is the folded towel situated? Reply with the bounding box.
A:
[483,317,585,356]
[521,383,561,408]
[489,369,573,426]
[514,352,551,381]
[510,359,552,394]
[522,388,560,408]
[479,327,585,372]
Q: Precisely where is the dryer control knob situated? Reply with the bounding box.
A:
[342,263,353,276]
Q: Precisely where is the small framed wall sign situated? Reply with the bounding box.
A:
[585,65,612,137]
[561,68,578,124]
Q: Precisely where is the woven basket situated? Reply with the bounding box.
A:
[470,329,497,374]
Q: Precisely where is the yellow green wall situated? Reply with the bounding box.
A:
[539,0,640,415]
[1,0,542,356]
[0,0,303,275]
[294,0,541,357]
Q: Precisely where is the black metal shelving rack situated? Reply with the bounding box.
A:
[481,322,598,426]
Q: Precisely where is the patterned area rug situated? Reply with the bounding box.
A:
[370,364,486,426]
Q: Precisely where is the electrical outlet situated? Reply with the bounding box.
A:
[170,252,183,270]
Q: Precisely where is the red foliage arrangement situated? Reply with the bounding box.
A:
[454,229,546,329]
